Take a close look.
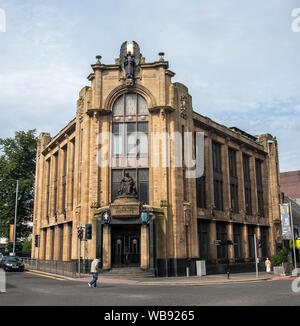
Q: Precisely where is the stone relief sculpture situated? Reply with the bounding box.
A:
[118,172,137,197]
[119,41,141,84]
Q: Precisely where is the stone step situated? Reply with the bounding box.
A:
[102,267,155,279]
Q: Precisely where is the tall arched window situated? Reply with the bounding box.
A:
[111,93,149,204]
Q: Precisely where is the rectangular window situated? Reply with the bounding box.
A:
[243,154,252,215]
[256,159,264,217]
[126,123,136,155]
[111,169,124,202]
[46,158,51,220]
[182,125,187,201]
[53,152,59,215]
[248,225,255,260]
[228,148,238,213]
[71,139,75,210]
[216,222,228,261]
[112,123,124,156]
[197,220,209,260]
[196,176,206,208]
[195,132,206,208]
[137,122,148,155]
[62,146,67,212]
[137,168,149,204]
[233,224,243,261]
[212,141,223,211]
[125,93,137,115]
[261,227,269,258]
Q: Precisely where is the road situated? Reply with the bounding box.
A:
[0,270,299,306]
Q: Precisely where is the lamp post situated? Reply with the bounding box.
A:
[289,201,298,274]
[12,180,19,256]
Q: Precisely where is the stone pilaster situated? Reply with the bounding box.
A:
[140,225,149,269]
[249,156,258,218]
[236,150,246,215]
[53,225,61,261]
[227,222,235,262]
[222,141,230,213]
[242,224,249,261]
[45,227,54,260]
[208,220,217,262]
[62,223,71,261]
[39,228,46,260]
[255,225,262,259]
[102,225,111,269]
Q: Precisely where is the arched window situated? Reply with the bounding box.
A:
[111,93,149,204]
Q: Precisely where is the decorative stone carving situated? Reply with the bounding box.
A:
[118,172,137,197]
[119,41,141,86]
[180,95,187,119]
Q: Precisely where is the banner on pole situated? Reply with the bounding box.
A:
[280,204,293,240]
[9,224,14,242]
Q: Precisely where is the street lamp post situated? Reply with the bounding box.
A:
[12,180,19,256]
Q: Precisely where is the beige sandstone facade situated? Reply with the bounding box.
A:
[31,43,282,276]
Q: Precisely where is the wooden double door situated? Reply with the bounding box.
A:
[111,225,140,267]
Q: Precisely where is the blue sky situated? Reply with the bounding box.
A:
[0,0,299,172]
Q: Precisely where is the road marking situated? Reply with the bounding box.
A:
[25,271,65,281]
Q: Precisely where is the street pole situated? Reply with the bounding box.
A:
[254,234,258,279]
[13,180,19,255]
[83,239,85,274]
[78,238,81,278]
[289,201,297,273]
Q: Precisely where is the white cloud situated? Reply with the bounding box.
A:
[0,0,299,171]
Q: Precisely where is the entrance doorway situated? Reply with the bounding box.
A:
[111,225,140,267]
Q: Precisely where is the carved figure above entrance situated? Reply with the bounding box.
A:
[118,172,137,197]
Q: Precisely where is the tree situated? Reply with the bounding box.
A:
[0,130,37,250]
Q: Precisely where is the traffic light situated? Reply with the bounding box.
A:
[78,226,83,240]
[85,224,92,240]
[257,239,262,248]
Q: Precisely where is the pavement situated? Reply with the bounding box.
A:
[24,269,298,286]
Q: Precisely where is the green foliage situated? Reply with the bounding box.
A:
[271,248,290,267]
[0,130,37,242]
[22,240,32,253]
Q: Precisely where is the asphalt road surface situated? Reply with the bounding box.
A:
[0,270,300,306]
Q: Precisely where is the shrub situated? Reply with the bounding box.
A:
[271,248,290,267]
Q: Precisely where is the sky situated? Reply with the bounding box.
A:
[0,0,299,172]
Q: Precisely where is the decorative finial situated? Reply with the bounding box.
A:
[158,52,165,61]
[96,55,102,63]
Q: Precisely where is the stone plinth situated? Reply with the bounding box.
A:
[111,195,141,218]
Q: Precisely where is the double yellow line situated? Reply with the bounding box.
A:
[25,271,65,281]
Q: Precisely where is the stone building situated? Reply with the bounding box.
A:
[280,170,300,201]
[31,42,282,276]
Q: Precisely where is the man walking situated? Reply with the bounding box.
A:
[88,258,101,288]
